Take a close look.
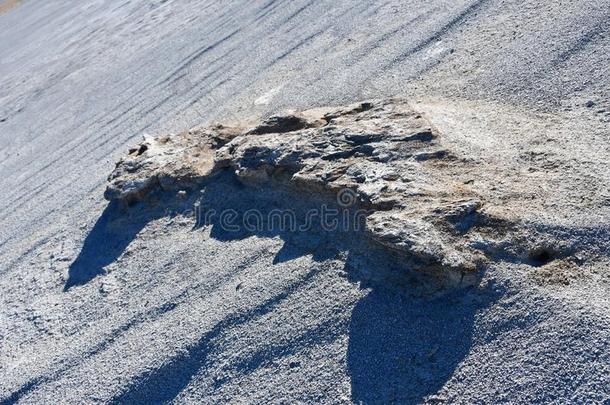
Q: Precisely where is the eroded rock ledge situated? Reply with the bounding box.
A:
[105,100,577,287]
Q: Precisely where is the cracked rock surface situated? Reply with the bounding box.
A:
[105,125,243,204]
[106,99,592,287]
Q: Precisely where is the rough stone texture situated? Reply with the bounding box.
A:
[105,125,242,204]
[104,100,522,286]
[219,100,488,284]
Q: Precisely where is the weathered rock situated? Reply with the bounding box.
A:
[105,124,242,204]
[104,100,510,286]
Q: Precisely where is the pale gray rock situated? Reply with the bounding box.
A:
[105,125,242,204]
[104,100,519,286]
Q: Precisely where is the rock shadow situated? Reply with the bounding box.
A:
[347,284,496,404]
[62,171,508,405]
[64,170,608,402]
[97,172,494,403]
[194,172,372,266]
[64,193,190,291]
[64,201,146,290]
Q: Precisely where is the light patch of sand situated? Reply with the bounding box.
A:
[0,0,21,14]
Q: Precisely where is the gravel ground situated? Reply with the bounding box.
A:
[0,0,609,403]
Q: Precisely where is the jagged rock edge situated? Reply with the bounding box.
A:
[103,99,582,289]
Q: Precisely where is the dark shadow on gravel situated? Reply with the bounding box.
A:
[110,267,323,404]
[64,201,149,290]
[64,194,185,291]
[61,173,504,403]
[92,173,495,404]
[60,169,609,401]
[347,285,494,404]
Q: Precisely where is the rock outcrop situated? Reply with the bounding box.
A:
[104,100,575,287]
